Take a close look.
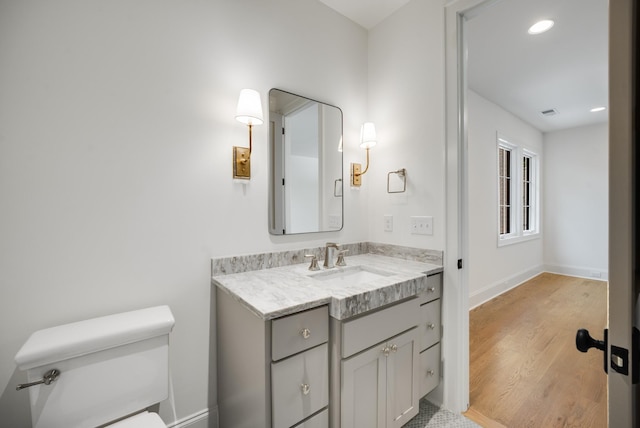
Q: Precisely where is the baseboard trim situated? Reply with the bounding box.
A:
[167,408,212,428]
[543,264,608,281]
[469,265,544,309]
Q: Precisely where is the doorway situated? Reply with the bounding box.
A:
[445,0,609,424]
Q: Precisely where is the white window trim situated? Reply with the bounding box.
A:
[522,148,539,236]
[496,134,540,247]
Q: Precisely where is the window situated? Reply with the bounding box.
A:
[522,153,533,232]
[498,145,513,236]
[497,135,539,245]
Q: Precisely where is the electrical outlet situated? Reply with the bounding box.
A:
[384,215,393,232]
[410,216,433,235]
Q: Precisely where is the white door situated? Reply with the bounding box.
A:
[386,329,420,428]
[607,0,638,426]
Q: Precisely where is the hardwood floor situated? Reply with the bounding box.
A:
[467,273,607,427]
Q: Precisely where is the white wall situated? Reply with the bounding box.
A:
[366,0,446,250]
[467,90,545,308]
[366,0,449,407]
[543,123,609,279]
[0,1,368,426]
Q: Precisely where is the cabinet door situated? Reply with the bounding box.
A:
[341,343,387,428]
[272,344,329,428]
[386,328,419,428]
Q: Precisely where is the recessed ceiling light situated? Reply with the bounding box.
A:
[590,106,606,112]
[528,20,554,35]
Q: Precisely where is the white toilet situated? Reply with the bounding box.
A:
[14,305,175,428]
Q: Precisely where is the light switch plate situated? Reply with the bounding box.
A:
[410,216,433,235]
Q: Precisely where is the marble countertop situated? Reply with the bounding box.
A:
[212,254,442,321]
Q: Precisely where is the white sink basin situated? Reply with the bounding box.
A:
[310,265,395,285]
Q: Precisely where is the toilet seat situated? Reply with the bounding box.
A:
[107,411,166,428]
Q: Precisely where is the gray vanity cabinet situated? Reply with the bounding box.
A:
[331,298,421,428]
[417,273,442,397]
[216,289,329,428]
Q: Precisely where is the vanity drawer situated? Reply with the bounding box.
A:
[272,306,328,361]
[417,273,442,305]
[341,298,419,358]
[272,344,329,428]
[291,409,328,428]
[419,343,441,397]
[418,300,441,351]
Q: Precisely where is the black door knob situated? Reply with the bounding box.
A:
[576,328,605,353]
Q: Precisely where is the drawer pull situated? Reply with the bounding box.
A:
[382,344,398,356]
[427,369,435,377]
[300,328,311,339]
[428,287,436,293]
[301,383,310,395]
[428,323,436,330]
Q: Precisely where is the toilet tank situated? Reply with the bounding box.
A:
[15,306,175,428]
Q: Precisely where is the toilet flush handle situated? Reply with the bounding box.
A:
[16,369,60,391]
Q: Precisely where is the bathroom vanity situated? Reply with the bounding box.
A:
[213,250,442,428]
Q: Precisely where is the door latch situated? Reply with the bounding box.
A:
[610,345,628,375]
[609,327,640,382]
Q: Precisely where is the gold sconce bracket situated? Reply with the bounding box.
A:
[350,163,362,187]
[233,146,251,179]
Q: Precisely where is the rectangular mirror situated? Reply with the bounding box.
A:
[268,89,343,235]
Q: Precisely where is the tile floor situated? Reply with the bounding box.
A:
[403,399,480,428]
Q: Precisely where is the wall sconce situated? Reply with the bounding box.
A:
[350,122,377,186]
[233,88,263,179]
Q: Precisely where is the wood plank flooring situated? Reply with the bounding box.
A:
[466,273,607,428]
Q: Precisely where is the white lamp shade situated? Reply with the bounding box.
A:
[235,89,264,126]
[359,122,377,149]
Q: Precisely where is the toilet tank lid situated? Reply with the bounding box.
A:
[15,305,175,370]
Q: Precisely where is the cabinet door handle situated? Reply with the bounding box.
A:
[390,344,398,353]
[428,323,436,330]
[427,369,435,377]
[300,328,311,339]
[382,345,391,356]
[301,383,310,395]
[428,287,436,293]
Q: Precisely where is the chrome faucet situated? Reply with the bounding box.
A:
[323,242,340,268]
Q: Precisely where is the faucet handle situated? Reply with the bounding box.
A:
[336,249,349,266]
[305,254,320,271]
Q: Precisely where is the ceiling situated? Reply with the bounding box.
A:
[318,0,411,29]
[317,0,609,133]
